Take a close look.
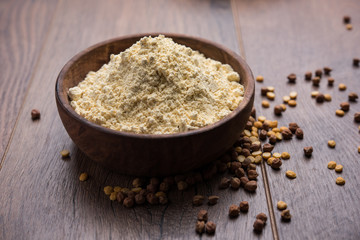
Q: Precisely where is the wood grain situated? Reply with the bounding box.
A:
[233,0,360,239]
[0,0,58,164]
[0,0,272,239]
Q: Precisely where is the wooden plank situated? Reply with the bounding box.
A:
[0,0,58,163]
[0,0,272,239]
[233,0,360,239]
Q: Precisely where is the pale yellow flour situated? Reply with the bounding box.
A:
[68,35,244,134]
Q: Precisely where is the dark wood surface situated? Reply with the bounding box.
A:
[0,0,58,162]
[0,0,359,239]
[234,0,360,239]
[0,0,271,239]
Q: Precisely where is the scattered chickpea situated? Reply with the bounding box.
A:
[328,77,335,86]
[272,128,280,133]
[281,152,290,160]
[272,152,281,158]
[114,186,122,192]
[336,109,345,117]
[285,170,297,179]
[79,172,88,182]
[338,83,347,91]
[275,132,283,141]
[254,121,262,128]
[280,104,287,111]
[335,165,343,173]
[327,161,337,169]
[60,150,70,158]
[328,140,336,148]
[346,24,353,30]
[324,94,332,101]
[289,91,297,99]
[256,75,264,82]
[277,201,287,210]
[269,120,278,128]
[267,86,275,92]
[262,152,271,159]
[266,92,276,100]
[254,155,263,164]
[267,157,275,165]
[336,177,346,185]
[288,100,297,107]
[311,91,319,98]
[262,100,270,108]
[258,116,266,122]
[283,96,290,103]
[104,186,113,195]
[109,192,117,201]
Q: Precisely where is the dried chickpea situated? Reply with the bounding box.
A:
[281,152,290,160]
[285,170,296,179]
[79,172,88,182]
[114,186,122,192]
[288,100,297,107]
[277,201,287,210]
[335,165,343,173]
[328,140,336,148]
[346,24,352,30]
[132,187,142,193]
[269,120,278,128]
[254,121,263,128]
[266,92,276,100]
[272,152,281,158]
[324,94,332,101]
[235,146,242,153]
[267,157,275,165]
[280,104,287,111]
[256,75,264,82]
[258,116,266,122]
[283,96,290,103]
[250,136,258,142]
[254,155,263,164]
[251,132,258,137]
[275,132,282,141]
[280,126,288,132]
[262,100,270,108]
[336,109,345,117]
[244,130,251,137]
[272,128,280,133]
[327,161,337,169]
[338,83,347,91]
[237,155,245,162]
[262,152,271,159]
[252,151,262,157]
[104,186,113,195]
[289,91,297,99]
[336,177,345,185]
[267,131,275,137]
[109,192,117,201]
[311,91,319,98]
[60,150,70,158]
[267,86,275,92]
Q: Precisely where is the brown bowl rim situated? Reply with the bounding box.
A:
[55,33,254,139]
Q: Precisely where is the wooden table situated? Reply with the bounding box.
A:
[1,0,359,239]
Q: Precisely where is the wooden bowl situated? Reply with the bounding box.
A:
[55,33,255,177]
